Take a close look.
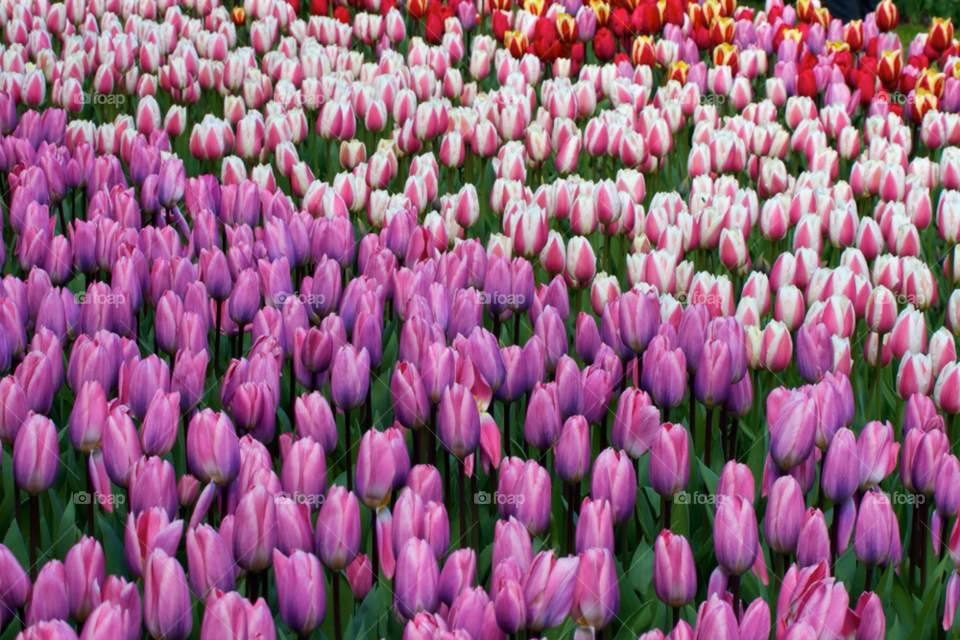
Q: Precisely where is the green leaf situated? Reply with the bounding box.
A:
[890,576,917,631]
[97,512,128,579]
[629,539,654,597]
[907,571,943,640]
[55,501,78,561]
[2,519,28,572]
[613,596,658,640]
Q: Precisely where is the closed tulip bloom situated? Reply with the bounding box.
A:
[140,390,180,457]
[612,387,660,458]
[524,382,562,451]
[438,548,476,606]
[770,390,818,470]
[0,542,32,611]
[581,365,614,426]
[854,490,895,567]
[619,288,658,354]
[281,436,327,508]
[274,550,326,635]
[392,361,430,430]
[556,415,591,484]
[796,323,834,384]
[186,409,241,486]
[69,381,108,454]
[143,549,192,640]
[512,459,552,535]
[653,530,696,608]
[13,413,59,494]
[331,345,371,411]
[492,516,534,573]
[355,428,396,509]
[820,427,859,504]
[571,547,619,631]
[650,423,690,498]
[857,420,900,490]
[171,350,208,413]
[79,603,124,640]
[692,594,739,640]
[64,536,105,623]
[233,484,278,572]
[124,508,184,580]
[694,339,732,408]
[316,485,361,571]
[765,476,805,555]
[796,508,831,568]
[186,524,236,601]
[713,495,759,575]
[198,590,248,640]
[494,578,526,634]
[865,286,898,334]
[909,427,950,496]
[855,592,885,640]
[395,538,440,619]
[591,448,637,525]
[521,549,580,632]
[25,560,69,626]
[575,497,615,556]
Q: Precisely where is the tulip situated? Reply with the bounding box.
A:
[820,427,859,504]
[713,495,759,575]
[571,547,619,631]
[394,538,440,619]
[316,485,362,572]
[591,448,637,525]
[694,340,732,408]
[233,484,278,573]
[854,491,895,567]
[25,560,68,626]
[186,409,241,487]
[274,550,327,635]
[124,507,183,580]
[653,531,697,608]
[64,536,105,623]
[355,428,396,509]
[13,413,59,495]
[770,390,818,470]
[186,524,236,601]
[522,550,580,632]
[143,549,192,640]
[612,387,660,458]
[765,476,805,555]
[331,345,371,411]
[649,423,690,498]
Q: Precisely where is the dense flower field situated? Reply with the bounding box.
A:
[1,0,960,638]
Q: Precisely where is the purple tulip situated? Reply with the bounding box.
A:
[64,536,105,623]
[649,422,690,498]
[653,530,696,608]
[274,549,327,635]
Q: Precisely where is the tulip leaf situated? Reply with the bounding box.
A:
[1,519,28,572]
[696,458,719,496]
[96,512,128,579]
[877,563,895,606]
[0,618,21,640]
[612,594,658,640]
[906,572,942,640]
[890,576,917,631]
[0,448,14,536]
[55,501,78,561]
[628,538,654,596]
